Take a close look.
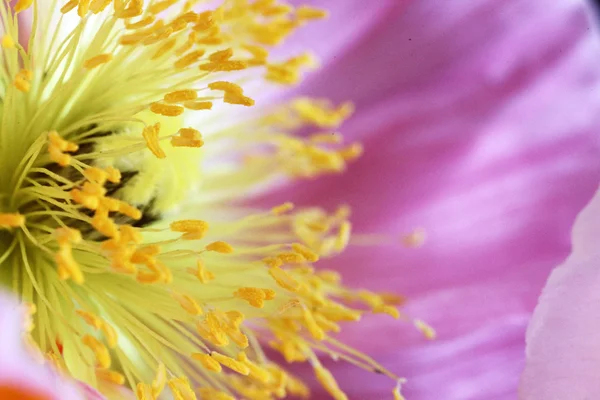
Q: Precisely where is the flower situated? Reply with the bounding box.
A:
[0,1,416,399]
[519,189,600,399]
[264,0,600,398]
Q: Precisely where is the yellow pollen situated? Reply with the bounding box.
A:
[60,0,78,14]
[167,377,197,400]
[125,15,156,29]
[82,334,111,369]
[97,369,126,385]
[90,0,112,14]
[77,310,103,329]
[0,213,25,228]
[148,0,178,14]
[142,122,166,159]
[164,89,198,103]
[83,53,113,69]
[234,287,274,308]
[78,0,90,17]
[172,292,204,316]
[150,102,185,117]
[174,49,206,69]
[183,100,213,110]
[208,81,243,95]
[269,266,300,292]
[209,48,234,62]
[205,241,234,254]
[210,352,250,375]
[14,0,33,13]
[193,353,222,372]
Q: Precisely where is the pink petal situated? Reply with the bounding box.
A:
[519,188,600,399]
[0,291,88,400]
[262,0,600,398]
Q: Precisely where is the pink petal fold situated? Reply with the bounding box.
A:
[264,0,600,398]
[519,187,600,400]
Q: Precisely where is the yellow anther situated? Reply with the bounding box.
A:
[208,81,243,95]
[77,310,103,329]
[118,202,142,220]
[77,0,90,16]
[302,308,325,340]
[210,352,250,375]
[70,188,99,210]
[277,252,305,264]
[233,287,272,308]
[142,122,165,159]
[209,48,234,62]
[13,75,31,92]
[174,11,198,24]
[82,334,111,369]
[118,224,142,244]
[14,0,33,13]
[292,243,319,262]
[148,0,178,14]
[242,44,269,65]
[194,11,215,31]
[338,143,363,161]
[170,219,209,234]
[414,319,436,340]
[136,382,153,400]
[82,181,107,197]
[296,5,329,20]
[335,221,351,251]
[152,363,167,398]
[60,0,78,14]
[131,245,160,264]
[196,388,235,400]
[236,352,271,383]
[84,167,108,184]
[125,15,155,29]
[105,166,121,183]
[171,128,204,148]
[192,353,222,372]
[393,381,406,400]
[167,377,197,400]
[1,35,14,48]
[188,259,215,283]
[90,0,112,13]
[97,369,125,385]
[183,100,213,110]
[136,270,163,284]
[205,241,233,254]
[373,304,400,319]
[91,209,120,238]
[199,60,247,72]
[172,292,203,316]
[164,90,198,103]
[150,102,184,117]
[314,365,347,400]
[0,213,25,228]
[83,53,113,69]
[48,131,78,152]
[101,321,118,348]
[262,257,282,268]
[263,288,276,300]
[115,0,143,18]
[151,37,177,60]
[174,49,206,69]
[223,92,255,107]
[271,202,294,215]
[269,266,300,292]
[55,244,84,284]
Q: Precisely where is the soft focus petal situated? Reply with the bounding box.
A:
[0,291,87,400]
[519,187,600,399]
[264,0,600,398]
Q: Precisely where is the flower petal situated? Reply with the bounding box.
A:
[519,188,600,399]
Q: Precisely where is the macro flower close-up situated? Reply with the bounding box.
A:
[3,0,600,399]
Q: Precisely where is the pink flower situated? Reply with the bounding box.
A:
[518,189,600,398]
[0,290,91,400]
[265,0,600,398]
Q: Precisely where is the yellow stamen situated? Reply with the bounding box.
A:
[83,53,113,69]
[0,213,25,228]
